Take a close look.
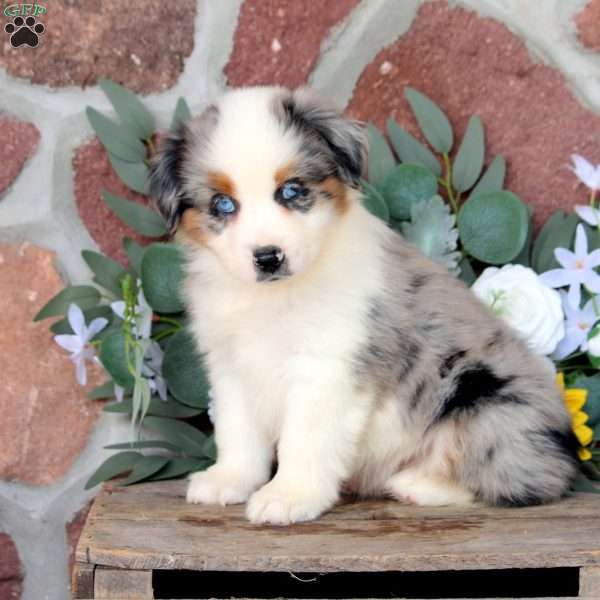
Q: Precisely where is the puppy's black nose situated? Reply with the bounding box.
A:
[253,245,284,274]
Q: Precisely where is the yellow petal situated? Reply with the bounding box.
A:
[574,423,593,447]
[573,411,590,428]
[556,373,565,391]
[578,447,592,461]
[565,390,587,413]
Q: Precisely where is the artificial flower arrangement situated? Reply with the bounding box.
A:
[35,81,600,491]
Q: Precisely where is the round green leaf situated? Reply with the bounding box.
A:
[457,191,528,264]
[99,330,135,389]
[361,179,389,222]
[162,329,210,408]
[380,164,438,220]
[141,244,185,313]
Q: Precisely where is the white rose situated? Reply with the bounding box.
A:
[588,331,600,357]
[471,264,564,356]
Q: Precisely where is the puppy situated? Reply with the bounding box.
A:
[150,86,578,525]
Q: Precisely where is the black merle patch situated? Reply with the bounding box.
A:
[495,487,546,508]
[278,93,365,186]
[439,349,467,378]
[535,428,580,463]
[409,273,429,292]
[436,362,515,420]
[410,379,427,410]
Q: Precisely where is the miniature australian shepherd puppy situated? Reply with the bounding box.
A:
[149,86,578,525]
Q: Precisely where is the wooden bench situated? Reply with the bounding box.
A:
[73,479,600,599]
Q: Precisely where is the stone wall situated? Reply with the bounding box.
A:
[1,1,599,598]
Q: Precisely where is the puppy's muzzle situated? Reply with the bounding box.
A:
[253,245,286,279]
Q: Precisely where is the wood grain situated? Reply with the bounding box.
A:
[580,566,600,597]
[75,480,600,577]
[94,566,153,599]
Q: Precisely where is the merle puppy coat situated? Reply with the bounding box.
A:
[149,86,577,525]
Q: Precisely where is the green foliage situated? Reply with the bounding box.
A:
[104,396,203,418]
[452,116,485,193]
[99,79,155,140]
[120,455,170,486]
[86,107,146,162]
[458,191,528,264]
[386,119,441,177]
[401,196,460,273]
[34,285,100,321]
[404,87,453,154]
[99,331,135,389]
[143,416,208,457]
[470,156,505,197]
[380,164,438,221]
[106,153,150,194]
[361,179,390,222]
[102,191,168,238]
[162,329,211,408]
[141,244,186,313]
[531,210,578,274]
[82,250,128,297]
[85,452,142,489]
[366,123,396,187]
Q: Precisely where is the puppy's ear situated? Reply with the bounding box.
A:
[281,88,367,186]
[149,126,189,233]
[149,105,219,232]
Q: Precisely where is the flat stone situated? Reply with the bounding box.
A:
[73,138,156,264]
[0,533,23,600]
[347,0,600,228]
[225,0,360,87]
[67,503,91,574]
[0,116,39,197]
[0,0,196,93]
[0,242,103,486]
[576,0,600,52]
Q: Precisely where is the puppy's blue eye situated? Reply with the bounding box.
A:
[281,182,301,201]
[212,194,237,216]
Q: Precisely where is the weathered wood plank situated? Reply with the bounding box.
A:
[71,562,94,599]
[94,566,153,599]
[580,566,600,597]
[76,479,600,575]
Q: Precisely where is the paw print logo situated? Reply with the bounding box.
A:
[4,16,45,48]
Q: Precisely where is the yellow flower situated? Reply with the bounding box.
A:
[556,373,593,461]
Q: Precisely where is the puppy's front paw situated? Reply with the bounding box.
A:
[246,481,333,525]
[186,465,259,506]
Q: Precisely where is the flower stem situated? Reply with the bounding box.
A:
[157,316,182,328]
[153,327,179,342]
[442,153,459,214]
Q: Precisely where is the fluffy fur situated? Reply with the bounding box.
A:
[149,86,578,525]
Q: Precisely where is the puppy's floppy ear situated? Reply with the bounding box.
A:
[281,88,367,186]
[149,104,219,233]
[149,126,189,233]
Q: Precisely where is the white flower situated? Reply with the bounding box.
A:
[143,341,168,401]
[553,291,599,359]
[570,154,600,191]
[588,330,600,357]
[54,304,108,385]
[472,264,564,356]
[575,205,600,227]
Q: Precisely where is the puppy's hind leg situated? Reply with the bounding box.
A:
[386,468,475,507]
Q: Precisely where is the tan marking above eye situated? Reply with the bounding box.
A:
[319,176,349,214]
[274,162,296,187]
[207,171,236,197]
